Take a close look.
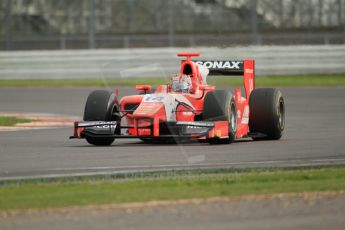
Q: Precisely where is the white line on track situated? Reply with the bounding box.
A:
[46,157,345,172]
[1,157,345,181]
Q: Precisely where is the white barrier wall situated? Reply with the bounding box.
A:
[0,45,344,79]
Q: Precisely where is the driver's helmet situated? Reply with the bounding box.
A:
[171,74,192,93]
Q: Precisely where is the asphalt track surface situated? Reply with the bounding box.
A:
[0,87,345,179]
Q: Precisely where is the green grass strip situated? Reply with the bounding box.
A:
[0,116,32,126]
[0,167,345,210]
[0,74,345,87]
[208,74,345,87]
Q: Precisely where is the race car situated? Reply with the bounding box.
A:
[70,52,285,145]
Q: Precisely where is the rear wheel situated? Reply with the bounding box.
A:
[203,90,237,144]
[249,88,285,140]
[83,90,120,146]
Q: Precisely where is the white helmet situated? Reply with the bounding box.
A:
[171,75,192,93]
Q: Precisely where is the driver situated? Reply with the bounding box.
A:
[171,74,192,93]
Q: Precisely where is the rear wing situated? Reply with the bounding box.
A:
[195,60,255,100]
[194,60,244,75]
[176,53,255,100]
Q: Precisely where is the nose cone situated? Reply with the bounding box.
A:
[133,102,166,119]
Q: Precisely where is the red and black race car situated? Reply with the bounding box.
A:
[70,52,285,145]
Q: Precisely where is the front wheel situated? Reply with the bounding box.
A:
[203,90,237,144]
[83,90,120,146]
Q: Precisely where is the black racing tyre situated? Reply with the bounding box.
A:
[203,90,237,144]
[249,88,285,140]
[83,90,120,146]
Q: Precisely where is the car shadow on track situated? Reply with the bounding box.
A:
[68,138,255,148]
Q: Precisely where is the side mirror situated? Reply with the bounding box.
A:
[136,85,152,92]
[199,85,215,91]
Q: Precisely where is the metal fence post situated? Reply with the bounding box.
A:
[168,0,175,47]
[5,0,12,50]
[60,36,66,49]
[251,0,258,45]
[88,0,96,49]
[124,36,130,49]
[189,35,196,47]
[342,0,345,43]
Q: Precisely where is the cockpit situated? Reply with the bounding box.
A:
[170,74,192,93]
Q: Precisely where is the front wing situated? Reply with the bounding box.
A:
[70,121,230,140]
